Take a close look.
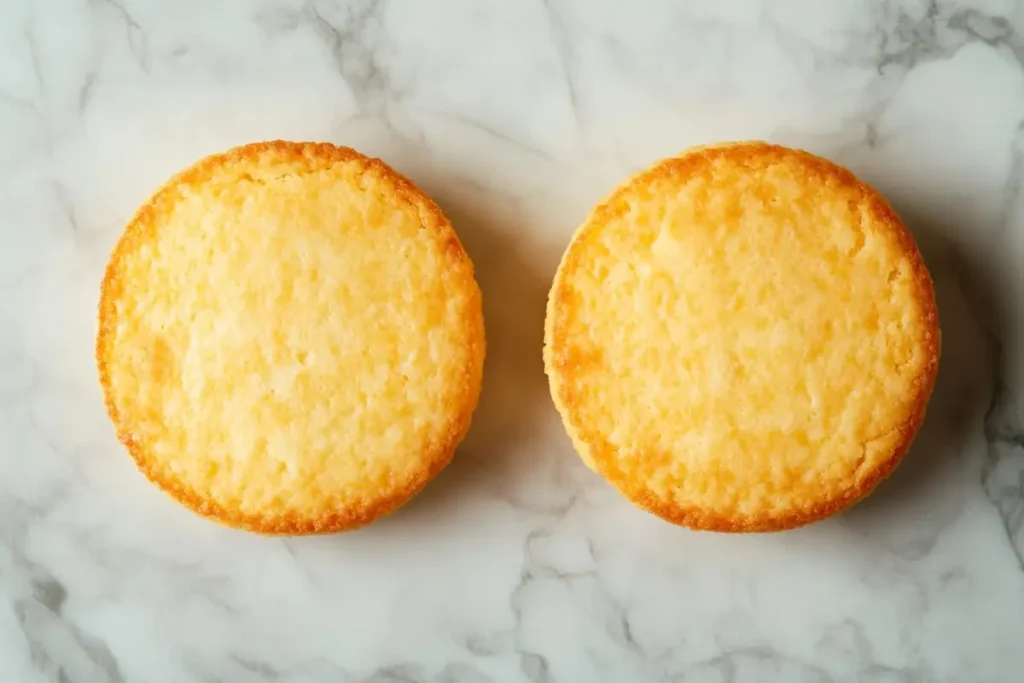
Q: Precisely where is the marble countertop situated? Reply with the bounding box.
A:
[3,1,1024,681]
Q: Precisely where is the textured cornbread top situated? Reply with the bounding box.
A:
[545,142,939,531]
[98,142,484,534]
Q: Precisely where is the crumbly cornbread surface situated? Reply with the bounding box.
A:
[545,142,939,531]
[98,142,484,534]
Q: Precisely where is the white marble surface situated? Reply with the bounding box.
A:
[2,0,1024,681]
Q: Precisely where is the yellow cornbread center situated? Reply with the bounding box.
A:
[101,146,482,524]
[547,145,936,522]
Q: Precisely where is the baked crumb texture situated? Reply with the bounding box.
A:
[545,142,939,532]
[98,141,485,534]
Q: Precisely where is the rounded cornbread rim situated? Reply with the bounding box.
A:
[544,141,940,532]
[97,140,485,535]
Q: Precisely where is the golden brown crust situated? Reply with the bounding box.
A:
[544,141,940,532]
[97,141,485,535]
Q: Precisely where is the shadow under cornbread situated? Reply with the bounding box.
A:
[378,144,979,534]
[841,203,996,532]
[382,177,560,525]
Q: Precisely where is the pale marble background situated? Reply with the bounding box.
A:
[2,0,1024,681]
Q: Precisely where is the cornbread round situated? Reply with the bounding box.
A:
[545,142,939,532]
[97,141,485,534]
